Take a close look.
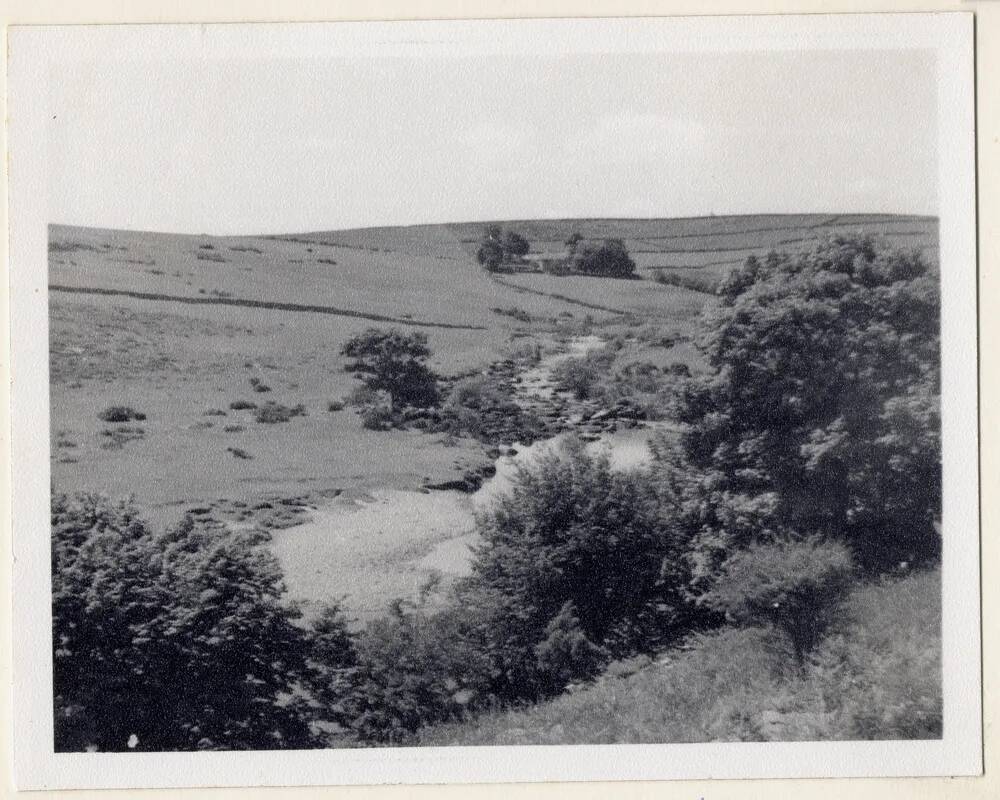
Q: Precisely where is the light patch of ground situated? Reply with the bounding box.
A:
[268,489,476,623]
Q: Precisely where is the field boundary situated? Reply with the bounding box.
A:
[48,285,488,331]
[488,275,631,315]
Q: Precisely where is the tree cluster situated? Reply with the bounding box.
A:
[476,225,530,272]
[666,237,941,578]
[570,238,636,277]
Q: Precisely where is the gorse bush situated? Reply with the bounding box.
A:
[344,600,496,743]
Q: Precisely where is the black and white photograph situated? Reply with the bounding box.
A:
[6,11,981,790]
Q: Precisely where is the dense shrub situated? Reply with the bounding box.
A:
[98,405,146,423]
[229,399,257,410]
[571,238,635,277]
[700,537,855,662]
[345,601,496,744]
[466,438,693,700]
[341,328,439,409]
[51,494,325,751]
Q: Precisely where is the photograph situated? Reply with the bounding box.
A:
[6,11,981,790]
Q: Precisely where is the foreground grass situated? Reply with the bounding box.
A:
[418,568,941,745]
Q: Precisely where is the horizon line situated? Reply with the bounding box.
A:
[47,210,939,239]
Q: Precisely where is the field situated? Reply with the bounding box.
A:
[49,214,938,622]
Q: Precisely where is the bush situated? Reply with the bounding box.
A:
[534,601,607,694]
[98,405,146,423]
[550,356,599,400]
[341,328,439,409]
[345,601,496,744]
[571,238,635,278]
[254,402,306,424]
[229,399,257,410]
[51,494,323,751]
[447,376,503,411]
[327,400,345,412]
[250,377,272,393]
[701,537,855,663]
[99,426,146,449]
[203,408,227,416]
[360,404,395,431]
[466,437,692,700]
[550,346,616,400]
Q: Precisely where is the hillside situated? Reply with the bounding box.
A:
[418,568,942,746]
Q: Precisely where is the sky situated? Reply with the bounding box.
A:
[47,49,937,235]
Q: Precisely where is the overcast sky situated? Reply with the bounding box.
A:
[47,48,937,235]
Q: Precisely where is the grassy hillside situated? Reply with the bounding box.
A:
[418,568,942,745]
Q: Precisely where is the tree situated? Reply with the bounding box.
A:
[501,230,530,260]
[669,236,941,575]
[51,494,325,752]
[476,240,504,272]
[571,238,636,277]
[340,328,439,409]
